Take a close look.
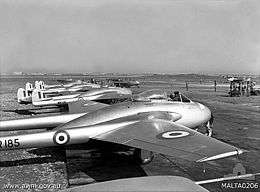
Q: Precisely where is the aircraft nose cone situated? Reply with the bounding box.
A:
[197,103,212,123]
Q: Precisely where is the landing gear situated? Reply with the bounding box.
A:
[195,115,214,137]
[205,121,213,137]
[206,114,214,137]
[133,149,154,164]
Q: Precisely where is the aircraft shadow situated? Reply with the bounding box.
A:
[0,142,147,184]
[65,140,147,183]
[66,151,147,183]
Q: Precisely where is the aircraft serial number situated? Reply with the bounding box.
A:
[0,138,20,149]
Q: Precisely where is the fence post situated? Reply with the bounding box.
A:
[214,80,217,92]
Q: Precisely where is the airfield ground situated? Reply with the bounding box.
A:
[0,74,259,192]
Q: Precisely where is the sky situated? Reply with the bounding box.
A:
[0,0,259,74]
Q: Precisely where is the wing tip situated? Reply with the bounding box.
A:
[196,148,244,163]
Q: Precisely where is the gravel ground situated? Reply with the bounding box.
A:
[0,75,259,192]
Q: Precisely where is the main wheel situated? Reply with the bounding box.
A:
[133,149,154,164]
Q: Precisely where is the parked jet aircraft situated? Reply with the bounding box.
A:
[0,89,242,164]
[56,78,74,84]
[109,78,140,88]
[17,80,102,105]
[35,80,83,89]
[31,87,132,106]
[35,80,101,93]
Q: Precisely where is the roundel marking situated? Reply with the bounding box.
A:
[157,131,190,139]
[53,130,70,145]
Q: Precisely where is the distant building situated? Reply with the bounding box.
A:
[13,71,25,75]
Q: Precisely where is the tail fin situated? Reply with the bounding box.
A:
[35,81,39,89]
[32,89,45,103]
[25,82,34,97]
[35,81,45,90]
[17,88,26,103]
[25,82,33,91]
[35,81,39,88]
[39,80,45,87]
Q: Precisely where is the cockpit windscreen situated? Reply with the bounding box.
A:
[134,89,168,101]
[169,91,191,103]
[134,89,191,103]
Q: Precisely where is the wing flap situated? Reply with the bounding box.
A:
[94,119,241,162]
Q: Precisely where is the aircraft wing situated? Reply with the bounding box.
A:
[0,114,242,162]
[59,176,209,192]
[93,119,242,162]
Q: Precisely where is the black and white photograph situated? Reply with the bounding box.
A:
[0,0,259,191]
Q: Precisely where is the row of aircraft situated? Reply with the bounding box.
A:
[0,78,250,191]
[17,80,101,104]
[12,80,133,115]
[16,80,137,107]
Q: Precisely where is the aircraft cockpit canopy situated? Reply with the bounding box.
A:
[134,89,191,103]
[169,91,191,103]
[134,89,168,102]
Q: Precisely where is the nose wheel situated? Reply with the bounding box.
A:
[206,114,214,137]
[205,121,213,137]
[204,113,214,137]
[194,115,213,137]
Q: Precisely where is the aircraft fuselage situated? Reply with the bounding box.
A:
[57,101,211,131]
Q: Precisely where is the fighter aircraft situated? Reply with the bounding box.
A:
[17,82,62,105]
[10,85,132,116]
[31,87,132,106]
[35,80,101,93]
[109,78,140,88]
[0,89,243,164]
[35,80,83,89]
[16,80,101,105]
[56,78,74,84]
